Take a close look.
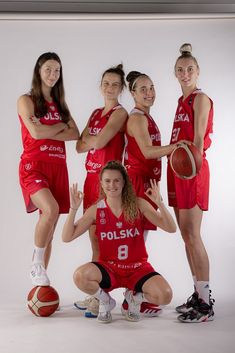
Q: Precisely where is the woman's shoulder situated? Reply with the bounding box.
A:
[17,94,34,110]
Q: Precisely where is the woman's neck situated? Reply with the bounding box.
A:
[103,99,119,114]
[106,197,123,217]
[182,85,198,100]
[135,103,150,114]
[42,86,52,102]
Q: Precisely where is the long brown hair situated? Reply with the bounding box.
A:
[30,52,70,122]
[100,161,139,224]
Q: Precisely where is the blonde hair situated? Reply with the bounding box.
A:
[100,161,139,224]
[175,43,199,72]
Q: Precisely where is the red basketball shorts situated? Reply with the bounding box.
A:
[19,160,70,213]
[94,261,158,292]
[83,172,100,212]
[127,171,160,230]
[167,158,210,210]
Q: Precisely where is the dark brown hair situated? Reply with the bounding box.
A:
[126,71,149,92]
[30,52,70,122]
[101,64,126,91]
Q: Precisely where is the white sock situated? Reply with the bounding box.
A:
[93,288,110,303]
[196,281,210,304]
[32,246,46,265]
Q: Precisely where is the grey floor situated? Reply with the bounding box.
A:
[1,298,234,353]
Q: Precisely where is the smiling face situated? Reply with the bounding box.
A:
[175,57,199,90]
[131,76,155,111]
[100,72,122,101]
[39,59,61,89]
[100,169,125,199]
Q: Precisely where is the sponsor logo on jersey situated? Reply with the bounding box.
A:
[35,179,42,183]
[49,105,55,111]
[100,218,106,225]
[100,227,140,240]
[86,160,102,170]
[153,167,161,176]
[40,145,64,153]
[40,145,48,151]
[100,211,105,218]
[25,163,32,170]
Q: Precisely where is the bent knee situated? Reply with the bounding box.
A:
[161,286,173,305]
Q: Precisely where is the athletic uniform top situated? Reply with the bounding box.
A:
[124,108,162,180]
[19,98,66,164]
[85,105,125,174]
[95,199,148,265]
[170,90,213,154]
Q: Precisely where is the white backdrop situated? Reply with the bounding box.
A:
[0,14,234,305]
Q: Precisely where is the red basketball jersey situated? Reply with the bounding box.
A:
[19,99,66,164]
[170,90,213,153]
[124,108,162,180]
[95,199,148,265]
[85,105,125,173]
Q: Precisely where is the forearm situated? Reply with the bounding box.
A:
[62,208,78,242]
[31,122,67,139]
[52,126,79,141]
[143,144,176,159]
[157,203,177,233]
[76,138,91,153]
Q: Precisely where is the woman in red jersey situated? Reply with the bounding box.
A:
[17,52,79,287]
[167,44,214,323]
[62,161,176,323]
[74,65,127,316]
[124,71,180,316]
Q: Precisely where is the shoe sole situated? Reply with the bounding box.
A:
[178,314,215,323]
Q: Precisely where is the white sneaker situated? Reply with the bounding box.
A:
[30,263,50,286]
[97,297,116,324]
[74,296,93,310]
[124,290,143,322]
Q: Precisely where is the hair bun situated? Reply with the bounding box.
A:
[180,43,192,55]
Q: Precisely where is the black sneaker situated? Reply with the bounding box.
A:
[175,291,199,314]
[177,299,215,323]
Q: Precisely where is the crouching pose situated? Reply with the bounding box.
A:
[62,161,176,323]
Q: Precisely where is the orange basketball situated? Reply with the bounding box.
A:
[170,143,202,179]
[27,286,59,317]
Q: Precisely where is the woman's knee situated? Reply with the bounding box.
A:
[41,202,59,223]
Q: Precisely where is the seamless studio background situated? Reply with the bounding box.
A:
[0,14,234,308]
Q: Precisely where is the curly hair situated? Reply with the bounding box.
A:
[100,161,139,224]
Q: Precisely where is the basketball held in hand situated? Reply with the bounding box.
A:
[27,286,59,317]
[170,143,202,179]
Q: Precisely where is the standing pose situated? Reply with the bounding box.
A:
[75,64,128,316]
[167,43,214,323]
[18,52,79,286]
[62,161,176,323]
[124,71,178,316]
